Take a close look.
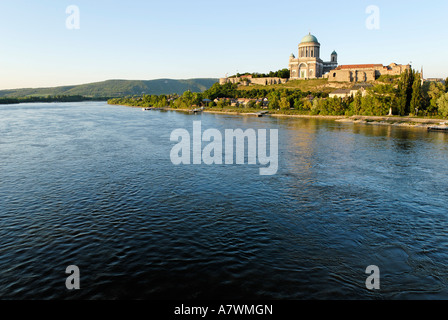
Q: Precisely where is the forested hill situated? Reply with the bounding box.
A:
[0,78,218,98]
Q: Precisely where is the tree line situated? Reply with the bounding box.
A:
[108,70,448,117]
[108,82,325,111]
[0,95,108,105]
[306,70,448,116]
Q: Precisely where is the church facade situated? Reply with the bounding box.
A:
[288,33,338,80]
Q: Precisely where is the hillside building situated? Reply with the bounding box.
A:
[219,32,412,86]
[326,63,411,82]
[288,33,338,80]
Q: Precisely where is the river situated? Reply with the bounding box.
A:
[1,101,447,299]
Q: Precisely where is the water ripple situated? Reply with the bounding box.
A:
[1,102,448,299]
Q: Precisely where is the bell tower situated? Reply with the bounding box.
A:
[331,51,338,63]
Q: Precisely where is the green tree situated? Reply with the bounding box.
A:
[269,97,279,109]
[203,82,237,100]
[410,73,422,115]
[293,98,303,110]
[303,100,312,111]
[279,97,290,110]
[277,68,291,79]
[267,91,280,109]
[192,92,203,106]
[182,90,194,107]
[216,100,225,108]
[397,68,415,115]
[437,93,448,117]
[247,100,256,109]
[279,92,291,110]
[353,92,362,115]
[445,77,448,93]
[426,82,445,115]
[311,98,325,115]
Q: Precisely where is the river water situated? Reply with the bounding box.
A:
[1,102,448,299]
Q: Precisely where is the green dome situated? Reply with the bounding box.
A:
[301,33,319,44]
[332,50,337,55]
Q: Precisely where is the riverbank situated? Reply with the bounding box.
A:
[134,105,448,130]
[335,116,448,130]
[160,107,348,118]
[193,109,448,129]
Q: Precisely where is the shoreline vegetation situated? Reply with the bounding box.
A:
[3,68,448,130]
[0,95,108,104]
[107,68,448,130]
[118,105,448,130]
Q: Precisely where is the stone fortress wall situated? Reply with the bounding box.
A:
[219,76,288,86]
[326,63,411,82]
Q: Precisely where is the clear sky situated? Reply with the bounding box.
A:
[0,0,446,89]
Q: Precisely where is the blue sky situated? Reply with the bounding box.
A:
[0,0,446,89]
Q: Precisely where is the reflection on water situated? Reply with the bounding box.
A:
[1,102,448,299]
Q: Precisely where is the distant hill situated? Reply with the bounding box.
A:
[0,78,218,98]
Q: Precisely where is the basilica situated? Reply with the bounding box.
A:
[288,33,338,80]
[288,33,410,82]
[220,33,410,85]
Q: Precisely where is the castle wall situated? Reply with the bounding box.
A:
[328,64,409,83]
[328,70,351,82]
[251,77,288,85]
[219,77,288,86]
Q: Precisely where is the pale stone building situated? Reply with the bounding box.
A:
[327,63,411,82]
[219,75,287,86]
[288,33,338,80]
